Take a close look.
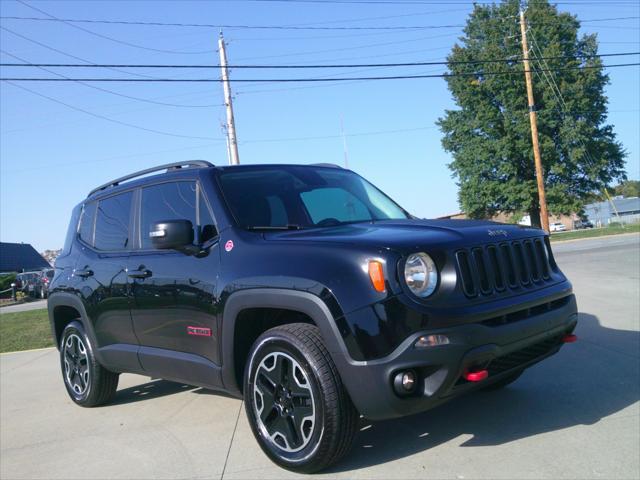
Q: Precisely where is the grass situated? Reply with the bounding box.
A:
[0,309,54,353]
[550,223,640,242]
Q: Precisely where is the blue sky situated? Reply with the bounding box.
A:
[1,0,639,252]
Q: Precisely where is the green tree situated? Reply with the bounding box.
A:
[438,0,626,228]
[614,180,640,198]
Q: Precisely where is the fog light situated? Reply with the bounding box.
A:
[393,370,417,396]
[415,334,450,348]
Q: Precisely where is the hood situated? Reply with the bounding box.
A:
[263,219,544,252]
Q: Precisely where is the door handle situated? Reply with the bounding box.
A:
[75,269,93,278]
[128,269,152,279]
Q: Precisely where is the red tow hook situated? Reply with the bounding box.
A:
[464,369,488,382]
[562,334,578,343]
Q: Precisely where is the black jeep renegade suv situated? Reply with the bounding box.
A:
[49,161,578,472]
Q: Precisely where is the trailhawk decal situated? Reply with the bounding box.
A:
[187,326,212,337]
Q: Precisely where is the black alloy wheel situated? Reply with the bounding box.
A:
[244,323,358,473]
[59,321,119,407]
[63,333,90,397]
[253,351,316,453]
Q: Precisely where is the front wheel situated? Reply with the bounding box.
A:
[244,323,358,473]
[59,321,119,407]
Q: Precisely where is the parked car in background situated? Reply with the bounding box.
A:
[550,222,567,232]
[37,269,54,298]
[15,271,40,297]
[574,220,594,230]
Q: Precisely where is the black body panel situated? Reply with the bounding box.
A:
[49,163,578,420]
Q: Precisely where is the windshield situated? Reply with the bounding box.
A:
[217,166,410,229]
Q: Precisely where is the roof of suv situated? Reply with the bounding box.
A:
[86,162,344,200]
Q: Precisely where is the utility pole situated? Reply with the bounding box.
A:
[519,9,549,233]
[218,31,240,165]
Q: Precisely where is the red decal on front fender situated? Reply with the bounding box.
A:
[187,326,212,337]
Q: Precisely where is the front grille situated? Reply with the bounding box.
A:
[486,335,562,376]
[455,238,554,297]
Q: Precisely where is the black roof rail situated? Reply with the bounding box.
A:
[87,160,214,197]
[310,163,343,169]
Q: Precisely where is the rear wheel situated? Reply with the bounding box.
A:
[244,323,358,473]
[59,321,119,407]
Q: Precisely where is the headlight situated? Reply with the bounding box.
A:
[404,252,438,298]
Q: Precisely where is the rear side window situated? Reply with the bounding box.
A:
[140,182,197,249]
[78,202,97,246]
[94,192,133,251]
[61,204,82,255]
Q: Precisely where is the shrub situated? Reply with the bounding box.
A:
[0,273,17,291]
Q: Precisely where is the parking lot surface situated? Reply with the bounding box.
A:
[0,299,47,314]
[1,234,638,479]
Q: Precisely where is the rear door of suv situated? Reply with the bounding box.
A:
[72,190,140,371]
[128,179,222,387]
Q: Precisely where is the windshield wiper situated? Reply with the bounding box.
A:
[246,224,304,231]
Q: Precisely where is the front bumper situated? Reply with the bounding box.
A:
[336,294,578,421]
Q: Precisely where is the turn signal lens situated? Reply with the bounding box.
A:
[368,261,386,293]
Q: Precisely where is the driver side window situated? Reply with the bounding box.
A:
[140,182,197,249]
[300,187,371,224]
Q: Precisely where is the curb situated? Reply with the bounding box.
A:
[550,231,640,244]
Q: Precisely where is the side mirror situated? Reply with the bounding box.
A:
[150,220,194,250]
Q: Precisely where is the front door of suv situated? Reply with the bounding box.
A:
[128,180,221,384]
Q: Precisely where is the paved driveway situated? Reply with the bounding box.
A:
[1,235,638,479]
[0,299,47,314]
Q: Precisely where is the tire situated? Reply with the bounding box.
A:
[244,323,358,473]
[483,370,523,391]
[59,321,119,407]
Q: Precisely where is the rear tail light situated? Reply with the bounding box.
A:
[562,334,577,343]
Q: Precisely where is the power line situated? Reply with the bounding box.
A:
[2,63,638,82]
[0,50,226,109]
[14,1,214,55]
[0,25,156,80]
[240,125,437,144]
[199,0,640,4]
[0,16,465,30]
[0,26,223,108]
[2,52,637,69]
[527,29,623,195]
[1,15,638,30]
[4,81,224,140]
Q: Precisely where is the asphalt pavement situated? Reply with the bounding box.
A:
[0,299,47,314]
[1,234,638,479]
